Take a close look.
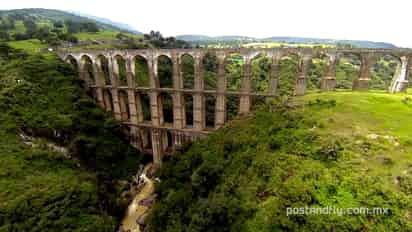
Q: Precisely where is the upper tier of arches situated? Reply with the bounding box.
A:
[61,48,412,95]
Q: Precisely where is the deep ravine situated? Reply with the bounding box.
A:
[119,163,156,232]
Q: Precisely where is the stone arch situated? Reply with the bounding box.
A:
[118,90,130,121]
[80,55,96,85]
[251,53,271,93]
[96,55,111,85]
[184,94,194,127]
[114,55,128,86]
[157,55,173,88]
[370,54,402,90]
[336,52,361,90]
[65,55,78,70]
[225,53,244,91]
[278,52,300,96]
[307,52,329,91]
[181,53,195,89]
[134,55,150,87]
[159,92,174,124]
[203,52,219,90]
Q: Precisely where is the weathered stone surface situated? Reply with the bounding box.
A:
[59,47,411,165]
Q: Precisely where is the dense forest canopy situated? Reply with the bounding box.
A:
[0,44,147,231]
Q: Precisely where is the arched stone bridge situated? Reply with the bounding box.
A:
[58,47,412,165]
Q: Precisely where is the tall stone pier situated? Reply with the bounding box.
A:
[59,47,412,165]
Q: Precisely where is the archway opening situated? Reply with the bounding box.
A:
[80,55,95,85]
[184,94,193,127]
[370,54,401,90]
[278,53,299,96]
[134,55,150,87]
[181,54,195,89]
[158,55,173,88]
[160,92,173,124]
[226,95,240,121]
[307,53,328,91]
[251,96,266,111]
[226,54,244,91]
[66,55,78,72]
[205,94,216,128]
[114,55,128,86]
[142,129,152,149]
[119,90,130,121]
[203,53,218,90]
[97,55,111,85]
[251,54,271,93]
[166,131,173,152]
[336,53,361,90]
[139,93,151,122]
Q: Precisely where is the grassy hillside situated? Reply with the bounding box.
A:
[149,91,412,231]
[0,44,144,231]
[68,10,141,34]
[0,9,190,53]
[0,8,131,33]
[0,9,149,51]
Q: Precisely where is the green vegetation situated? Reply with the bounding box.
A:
[243,42,334,48]
[7,39,47,53]
[0,44,144,231]
[370,55,400,90]
[179,35,396,49]
[0,9,190,53]
[0,10,99,45]
[0,8,409,232]
[278,56,299,95]
[74,30,138,40]
[149,91,412,231]
[336,57,360,89]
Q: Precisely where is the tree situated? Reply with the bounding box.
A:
[81,22,99,33]
[13,33,29,41]
[65,20,81,34]
[0,31,9,41]
[58,33,78,44]
[23,19,37,37]
[35,27,51,42]
[0,17,15,31]
[53,21,64,28]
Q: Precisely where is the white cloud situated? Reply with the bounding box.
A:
[1,0,411,47]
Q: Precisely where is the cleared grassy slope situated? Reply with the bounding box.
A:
[301,92,412,183]
[7,39,47,53]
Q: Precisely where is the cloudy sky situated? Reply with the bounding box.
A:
[2,0,411,47]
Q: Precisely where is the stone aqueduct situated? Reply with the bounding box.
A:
[59,48,412,165]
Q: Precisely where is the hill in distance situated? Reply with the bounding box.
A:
[67,10,141,34]
[176,34,397,49]
[0,8,190,52]
[0,8,135,33]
